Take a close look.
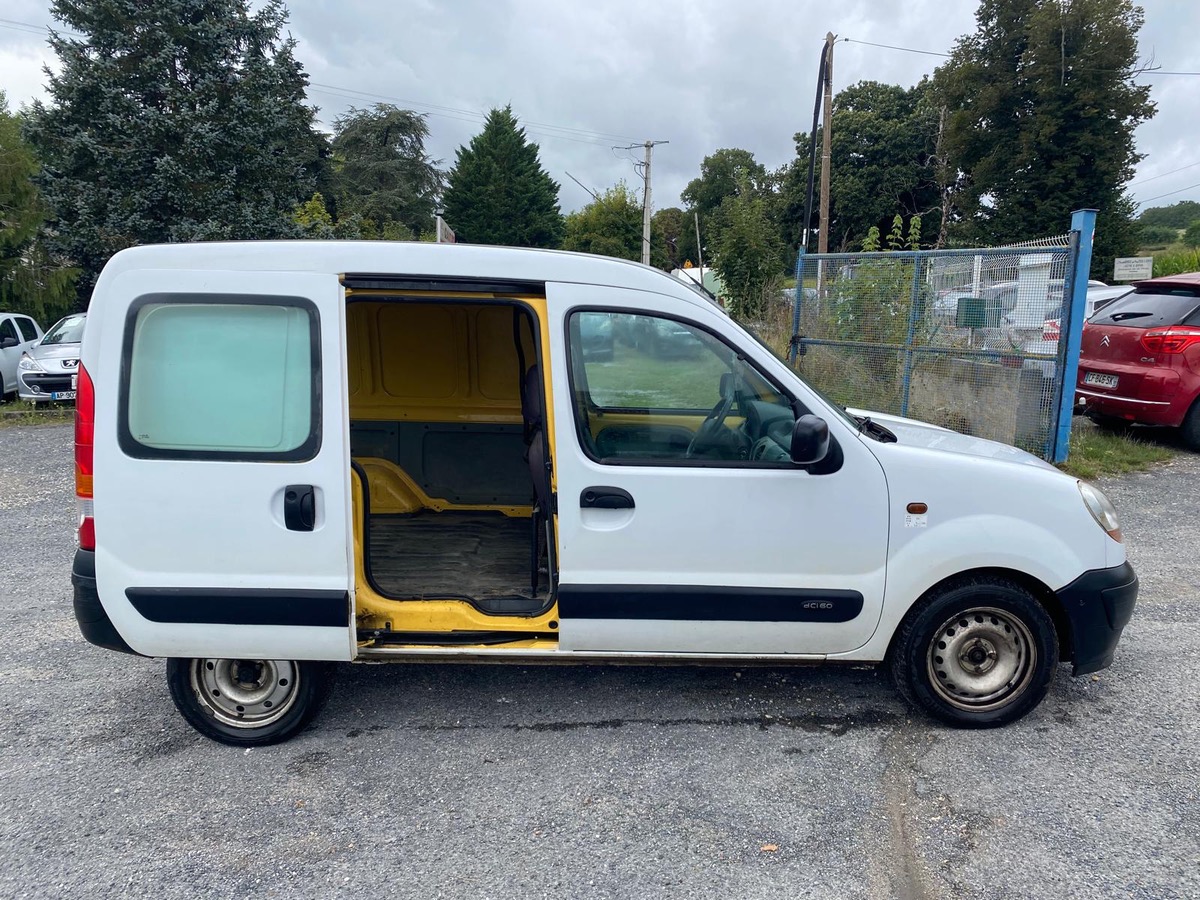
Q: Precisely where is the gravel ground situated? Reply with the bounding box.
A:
[0,423,1196,900]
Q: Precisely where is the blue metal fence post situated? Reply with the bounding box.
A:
[899,257,923,417]
[788,247,807,365]
[1052,209,1098,463]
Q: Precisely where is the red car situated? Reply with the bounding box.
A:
[1076,272,1200,449]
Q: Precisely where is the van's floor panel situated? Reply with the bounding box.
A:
[368,512,539,602]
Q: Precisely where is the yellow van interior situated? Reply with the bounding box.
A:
[346,292,559,648]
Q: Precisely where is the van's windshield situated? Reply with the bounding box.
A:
[42,314,86,345]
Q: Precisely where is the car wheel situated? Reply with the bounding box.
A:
[167,658,334,746]
[890,577,1058,728]
[1087,413,1133,434]
[1180,401,1200,452]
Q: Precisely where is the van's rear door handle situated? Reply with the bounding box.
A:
[580,486,634,509]
[284,484,316,531]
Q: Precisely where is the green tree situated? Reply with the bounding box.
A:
[1183,221,1200,249]
[933,0,1154,277]
[442,106,563,247]
[681,148,770,222]
[562,183,642,261]
[25,0,325,299]
[819,81,942,250]
[1138,200,1200,230]
[329,104,443,241]
[650,206,698,271]
[0,93,76,321]
[712,190,787,320]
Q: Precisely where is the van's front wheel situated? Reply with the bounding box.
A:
[890,578,1058,728]
[167,658,333,746]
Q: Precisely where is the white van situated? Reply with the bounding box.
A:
[72,242,1137,745]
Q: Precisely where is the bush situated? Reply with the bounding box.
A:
[1184,221,1200,249]
[1137,224,1180,248]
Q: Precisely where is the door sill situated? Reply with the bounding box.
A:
[355,644,827,664]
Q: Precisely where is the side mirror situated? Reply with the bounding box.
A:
[791,414,830,466]
[0,336,18,350]
[718,371,736,399]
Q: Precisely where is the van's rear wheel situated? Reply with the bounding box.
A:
[167,658,333,746]
[890,578,1058,728]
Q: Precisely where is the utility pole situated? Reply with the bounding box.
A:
[637,140,668,265]
[818,32,836,255]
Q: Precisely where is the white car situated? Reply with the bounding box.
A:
[71,242,1137,745]
[0,312,44,401]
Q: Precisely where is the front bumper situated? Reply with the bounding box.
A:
[1055,561,1138,676]
[18,370,76,402]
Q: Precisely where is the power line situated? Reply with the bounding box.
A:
[842,34,1200,77]
[1130,161,1200,186]
[1135,180,1200,207]
[0,16,642,146]
[841,37,949,58]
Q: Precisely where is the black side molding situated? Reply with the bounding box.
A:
[72,549,139,655]
[125,588,350,627]
[557,584,864,623]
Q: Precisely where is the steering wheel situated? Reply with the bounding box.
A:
[686,390,737,458]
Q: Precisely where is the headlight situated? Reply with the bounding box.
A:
[17,353,44,372]
[1079,482,1122,542]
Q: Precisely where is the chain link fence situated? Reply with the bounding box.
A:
[778,233,1084,460]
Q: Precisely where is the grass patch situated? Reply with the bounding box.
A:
[1058,423,1175,480]
[0,400,74,427]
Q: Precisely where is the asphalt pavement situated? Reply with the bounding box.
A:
[0,423,1196,899]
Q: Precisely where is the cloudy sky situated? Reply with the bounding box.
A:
[2,0,1198,218]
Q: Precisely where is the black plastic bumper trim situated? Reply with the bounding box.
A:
[557,584,864,623]
[1055,561,1138,676]
[125,588,350,627]
[72,549,139,655]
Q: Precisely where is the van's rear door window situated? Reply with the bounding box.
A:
[121,296,319,460]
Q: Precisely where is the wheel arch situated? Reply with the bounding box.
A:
[882,566,1071,665]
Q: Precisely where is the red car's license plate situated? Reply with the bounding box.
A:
[1084,372,1118,389]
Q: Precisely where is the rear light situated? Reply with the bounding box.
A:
[75,363,95,551]
[1042,319,1061,341]
[1141,327,1200,354]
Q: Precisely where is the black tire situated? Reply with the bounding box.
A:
[890,577,1058,728]
[1180,400,1200,452]
[1087,413,1133,434]
[167,658,334,746]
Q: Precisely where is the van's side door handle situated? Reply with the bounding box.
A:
[580,486,635,509]
[284,485,316,531]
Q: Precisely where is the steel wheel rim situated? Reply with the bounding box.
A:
[190,659,300,729]
[926,607,1037,711]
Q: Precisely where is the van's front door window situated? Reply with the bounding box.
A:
[567,311,795,464]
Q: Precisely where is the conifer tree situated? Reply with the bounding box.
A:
[26,0,325,297]
[442,106,563,248]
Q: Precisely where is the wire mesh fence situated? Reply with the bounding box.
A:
[777,234,1082,459]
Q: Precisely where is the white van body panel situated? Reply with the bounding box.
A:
[86,266,354,660]
[832,443,1120,661]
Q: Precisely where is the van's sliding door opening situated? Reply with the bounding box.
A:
[345,296,554,621]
